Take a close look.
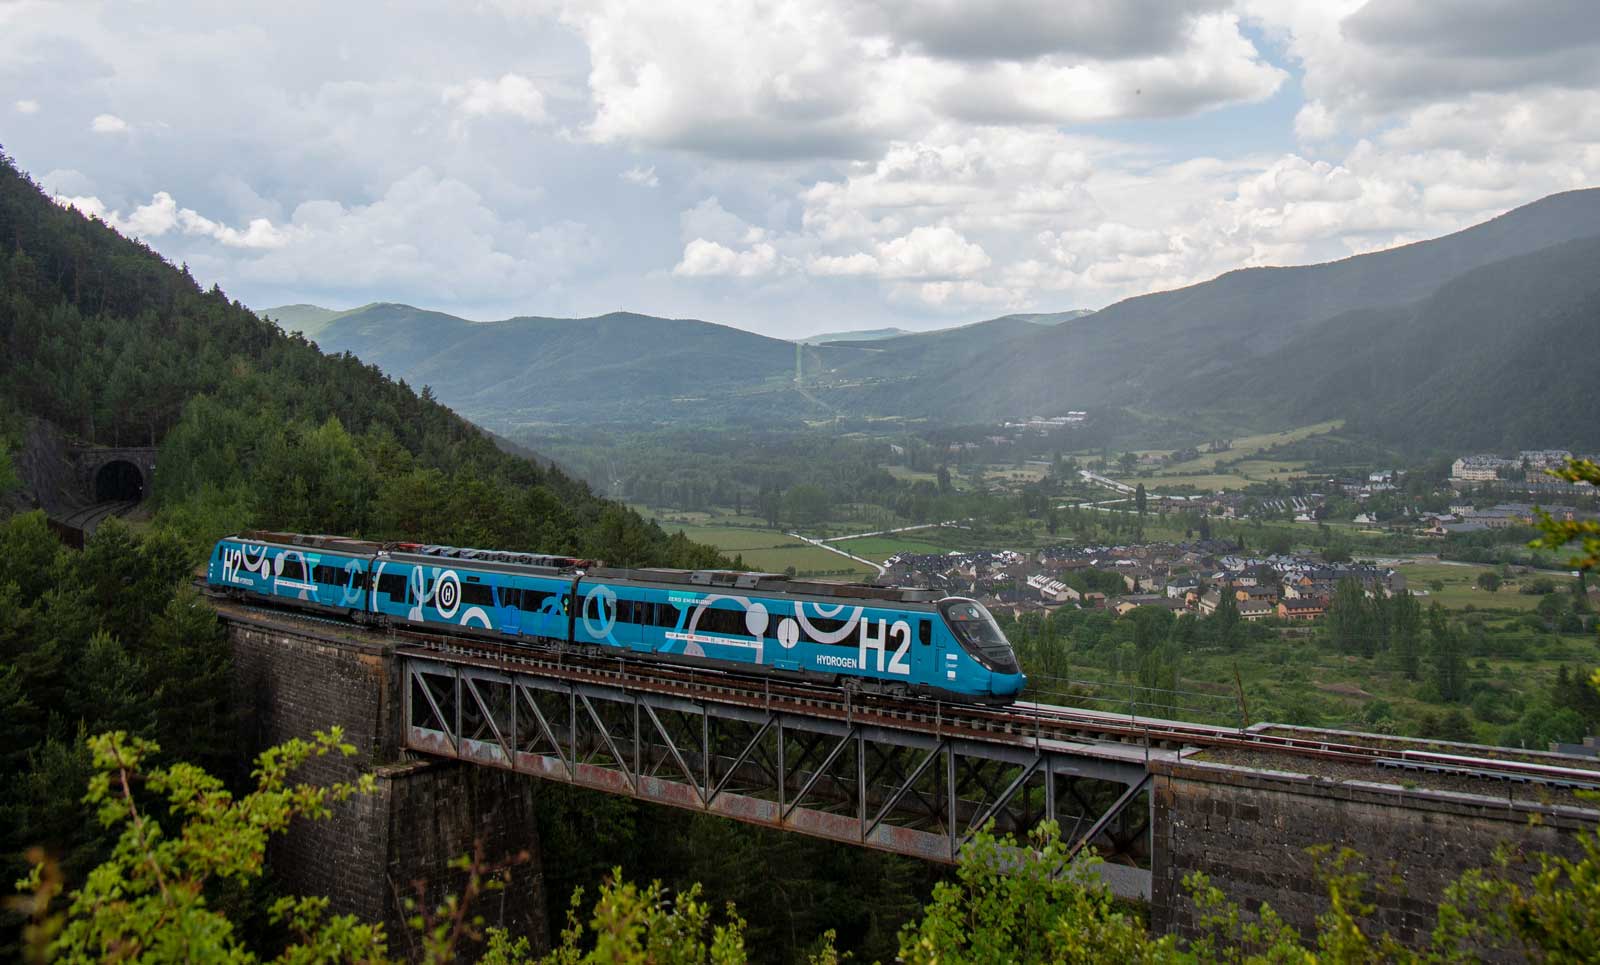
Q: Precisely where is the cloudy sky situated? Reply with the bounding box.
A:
[5,1,1599,337]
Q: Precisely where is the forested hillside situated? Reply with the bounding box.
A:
[0,148,722,567]
[1163,235,1600,450]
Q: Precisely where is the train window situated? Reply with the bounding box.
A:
[919,620,931,645]
[313,564,349,586]
[377,572,407,599]
[279,557,306,581]
[462,582,495,607]
[652,602,681,627]
[616,599,646,624]
[586,594,614,623]
[519,589,562,613]
[695,606,746,636]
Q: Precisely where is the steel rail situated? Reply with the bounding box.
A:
[213,596,1600,790]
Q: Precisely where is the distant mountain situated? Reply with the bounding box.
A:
[301,302,1061,429]
[258,303,348,339]
[809,187,1600,438]
[1014,309,1095,325]
[270,188,1600,447]
[1168,235,1600,449]
[798,327,910,345]
[310,304,851,426]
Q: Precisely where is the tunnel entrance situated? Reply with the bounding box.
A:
[95,460,145,502]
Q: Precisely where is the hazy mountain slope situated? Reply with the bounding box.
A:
[264,189,1600,436]
[800,327,910,344]
[1015,309,1095,325]
[845,187,1600,421]
[1168,235,1600,448]
[310,302,482,372]
[257,303,346,338]
[824,314,1043,372]
[313,306,825,424]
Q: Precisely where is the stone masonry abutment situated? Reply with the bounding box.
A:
[1148,754,1595,949]
[226,617,546,954]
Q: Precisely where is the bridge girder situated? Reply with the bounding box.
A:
[403,653,1155,898]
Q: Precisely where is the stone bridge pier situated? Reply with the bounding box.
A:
[225,614,547,955]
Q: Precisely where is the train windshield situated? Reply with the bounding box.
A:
[938,598,1020,674]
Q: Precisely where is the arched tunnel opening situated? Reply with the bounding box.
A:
[95,460,146,503]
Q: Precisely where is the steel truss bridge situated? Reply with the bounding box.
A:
[402,642,1161,898]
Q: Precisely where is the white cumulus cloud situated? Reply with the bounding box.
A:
[90,113,128,133]
[55,190,289,248]
[443,73,547,121]
[620,165,658,187]
[15,99,40,114]
[672,238,781,278]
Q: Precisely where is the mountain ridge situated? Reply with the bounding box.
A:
[261,187,1600,447]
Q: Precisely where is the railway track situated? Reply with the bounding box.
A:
[220,597,1600,793]
[56,499,138,533]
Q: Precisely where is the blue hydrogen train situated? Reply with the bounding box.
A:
[207,531,1027,703]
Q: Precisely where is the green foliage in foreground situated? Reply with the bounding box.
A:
[1536,459,1600,573]
[15,726,1600,963]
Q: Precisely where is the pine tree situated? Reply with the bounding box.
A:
[1427,603,1467,702]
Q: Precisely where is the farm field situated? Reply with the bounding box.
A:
[737,546,876,578]
[666,523,791,551]
[884,464,975,491]
[1137,420,1343,478]
[1397,560,1577,610]
[830,534,960,561]
[659,523,876,577]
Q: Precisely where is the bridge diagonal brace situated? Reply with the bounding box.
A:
[709,714,775,806]
[1065,774,1151,862]
[961,753,1042,840]
[464,677,512,762]
[579,694,635,789]
[865,741,944,838]
[642,702,701,798]
[783,726,857,820]
[518,683,571,778]
[410,665,458,753]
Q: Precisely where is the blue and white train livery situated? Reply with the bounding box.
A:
[208,531,1026,703]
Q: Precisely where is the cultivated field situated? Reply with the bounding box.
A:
[829,534,959,561]
[663,522,877,577]
[1398,560,1577,611]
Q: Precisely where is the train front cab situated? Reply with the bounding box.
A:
[937,597,1026,701]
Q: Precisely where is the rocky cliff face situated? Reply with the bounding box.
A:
[9,417,78,517]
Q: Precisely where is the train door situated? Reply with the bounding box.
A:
[913,615,934,681]
[499,585,521,635]
[346,564,364,610]
[930,614,958,689]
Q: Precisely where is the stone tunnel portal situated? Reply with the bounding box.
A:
[95,460,146,502]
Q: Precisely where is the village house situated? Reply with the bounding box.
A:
[1278,598,1326,621]
[1238,599,1276,622]
[1235,584,1281,605]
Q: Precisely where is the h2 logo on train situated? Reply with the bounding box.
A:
[814,618,912,675]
